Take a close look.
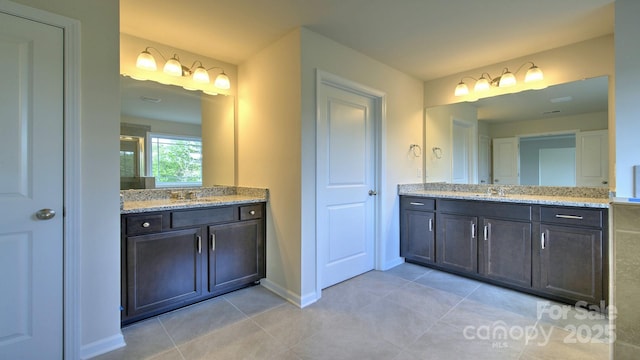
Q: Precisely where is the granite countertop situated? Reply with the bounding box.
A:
[398,183,610,208]
[121,186,268,214]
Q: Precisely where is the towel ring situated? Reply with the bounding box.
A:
[409,144,422,157]
[432,147,442,159]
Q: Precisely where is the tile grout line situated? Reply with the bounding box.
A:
[156,316,187,360]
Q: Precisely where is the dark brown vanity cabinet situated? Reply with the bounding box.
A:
[436,213,478,273]
[534,206,606,305]
[121,203,266,325]
[479,217,532,288]
[400,198,436,264]
[124,227,204,320]
[400,195,607,306]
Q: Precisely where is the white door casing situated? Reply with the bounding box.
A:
[576,130,609,187]
[317,74,378,289]
[492,137,520,185]
[478,135,491,184]
[0,12,64,358]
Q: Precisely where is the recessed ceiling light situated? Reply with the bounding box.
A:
[549,96,573,103]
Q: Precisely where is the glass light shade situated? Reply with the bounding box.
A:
[474,77,490,92]
[454,81,469,96]
[192,66,210,83]
[214,72,231,90]
[136,50,157,71]
[498,71,516,87]
[163,57,183,76]
[525,65,544,82]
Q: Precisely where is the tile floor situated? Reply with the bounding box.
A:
[94,263,611,360]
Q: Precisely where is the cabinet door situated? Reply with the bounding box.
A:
[479,218,532,288]
[436,214,477,273]
[208,220,265,294]
[538,224,603,304]
[125,227,203,319]
[401,210,435,264]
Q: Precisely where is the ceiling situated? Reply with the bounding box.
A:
[120,0,614,81]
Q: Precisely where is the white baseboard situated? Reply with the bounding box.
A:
[379,257,405,271]
[260,278,319,308]
[80,332,125,359]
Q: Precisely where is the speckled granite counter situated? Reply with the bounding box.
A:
[398,183,610,208]
[121,186,268,214]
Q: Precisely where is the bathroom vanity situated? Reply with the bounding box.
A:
[120,187,267,325]
[399,184,609,307]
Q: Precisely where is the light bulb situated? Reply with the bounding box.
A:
[525,65,544,82]
[136,50,157,71]
[474,77,490,92]
[192,66,210,83]
[214,72,231,90]
[454,81,469,96]
[163,56,183,76]
[499,71,516,87]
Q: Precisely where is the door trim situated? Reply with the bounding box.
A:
[0,2,82,359]
[315,70,386,299]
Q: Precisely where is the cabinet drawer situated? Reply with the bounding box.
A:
[540,207,603,228]
[126,214,163,235]
[171,207,236,228]
[438,199,531,221]
[240,204,263,220]
[401,197,435,211]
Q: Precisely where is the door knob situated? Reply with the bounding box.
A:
[35,208,56,220]
[368,190,377,196]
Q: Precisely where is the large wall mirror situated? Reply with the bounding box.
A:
[120,76,235,189]
[425,76,609,187]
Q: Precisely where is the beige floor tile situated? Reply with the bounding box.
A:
[413,269,482,297]
[384,281,463,321]
[223,284,288,316]
[251,302,334,347]
[93,318,175,360]
[521,324,610,360]
[159,297,247,345]
[383,262,432,281]
[178,319,287,360]
[290,316,402,360]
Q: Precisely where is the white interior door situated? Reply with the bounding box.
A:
[492,137,519,185]
[0,12,64,358]
[317,80,376,289]
[451,120,471,184]
[576,130,609,187]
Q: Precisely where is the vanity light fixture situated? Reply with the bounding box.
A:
[454,61,543,96]
[135,47,231,90]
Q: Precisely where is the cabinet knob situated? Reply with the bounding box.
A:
[250,210,256,215]
[142,222,150,228]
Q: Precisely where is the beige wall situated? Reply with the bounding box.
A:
[238,30,303,297]
[9,0,121,357]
